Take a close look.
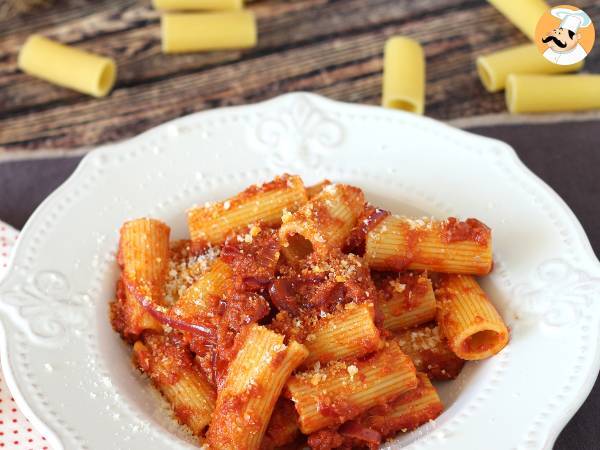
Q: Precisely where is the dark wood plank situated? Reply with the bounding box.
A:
[0,0,598,151]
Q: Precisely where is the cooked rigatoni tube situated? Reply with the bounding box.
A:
[161,11,257,53]
[153,0,242,10]
[378,272,437,332]
[112,218,170,338]
[436,274,509,360]
[262,399,301,450]
[306,180,332,199]
[279,184,365,263]
[207,324,308,449]
[364,216,492,275]
[173,258,233,319]
[477,44,583,92]
[302,303,382,367]
[395,325,465,380]
[187,174,306,246]
[506,74,600,113]
[18,35,116,97]
[133,334,216,436]
[287,341,418,434]
[382,36,425,114]
[363,373,443,437]
[487,0,549,40]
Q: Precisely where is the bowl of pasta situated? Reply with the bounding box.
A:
[0,93,599,450]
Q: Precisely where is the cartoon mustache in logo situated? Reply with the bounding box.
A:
[542,35,568,48]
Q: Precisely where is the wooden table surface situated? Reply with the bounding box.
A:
[1,0,599,152]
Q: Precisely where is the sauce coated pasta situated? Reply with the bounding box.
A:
[110,174,509,449]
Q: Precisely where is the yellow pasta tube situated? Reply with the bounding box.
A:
[365,216,493,275]
[112,218,170,338]
[207,324,308,450]
[153,0,242,11]
[436,274,509,360]
[378,272,437,332]
[506,74,600,113]
[287,341,418,434]
[487,0,549,40]
[477,44,583,92]
[382,37,425,114]
[18,35,116,97]
[362,373,443,437]
[395,325,465,380]
[162,11,257,53]
[279,184,364,264]
[302,303,381,367]
[133,334,216,436]
[187,174,307,246]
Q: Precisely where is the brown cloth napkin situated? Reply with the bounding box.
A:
[0,120,599,449]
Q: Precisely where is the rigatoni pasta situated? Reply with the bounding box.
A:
[187,174,306,245]
[207,324,308,449]
[161,11,257,53]
[362,373,443,436]
[382,36,425,114]
[302,303,381,367]
[287,341,418,434]
[279,184,364,263]
[506,74,600,113]
[365,216,493,275]
[487,0,549,40]
[18,35,116,97]
[111,218,170,339]
[110,174,508,448]
[153,0,243,11]
[377,271,437,332]
[132,334,215,436]
[476,43,584,93]
[436,274,509,360]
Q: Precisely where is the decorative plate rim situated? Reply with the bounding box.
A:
[0,92,599,450]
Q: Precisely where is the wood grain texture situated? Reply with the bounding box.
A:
[0,0,598,151]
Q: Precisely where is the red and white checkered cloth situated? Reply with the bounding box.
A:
[0,223,49,450]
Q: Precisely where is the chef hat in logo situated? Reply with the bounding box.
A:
[551,7,592,33]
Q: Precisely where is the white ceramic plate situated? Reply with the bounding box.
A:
[1,93,599,450]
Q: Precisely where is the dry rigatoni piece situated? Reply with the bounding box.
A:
[395,325,465,380]
[207,324,308,450]
[187,174,307,246]
[261,398,301,450]
[133,333,216,436]
[377,271,437,332]
[302,303,382,367]
[111,218,170,339]
[364,216,492,275]
[279,184,364,264]
[436,274,509,360]
[287,340,418,434]
[363,373,443,436]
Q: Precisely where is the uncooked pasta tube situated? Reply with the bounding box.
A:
[382,36,425,114]
[18,35,116,97]
[487,0,549,40]
[477,44,583,92]
[153,0,242,10]
[161,11,257,53]
[506,74,600,113]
